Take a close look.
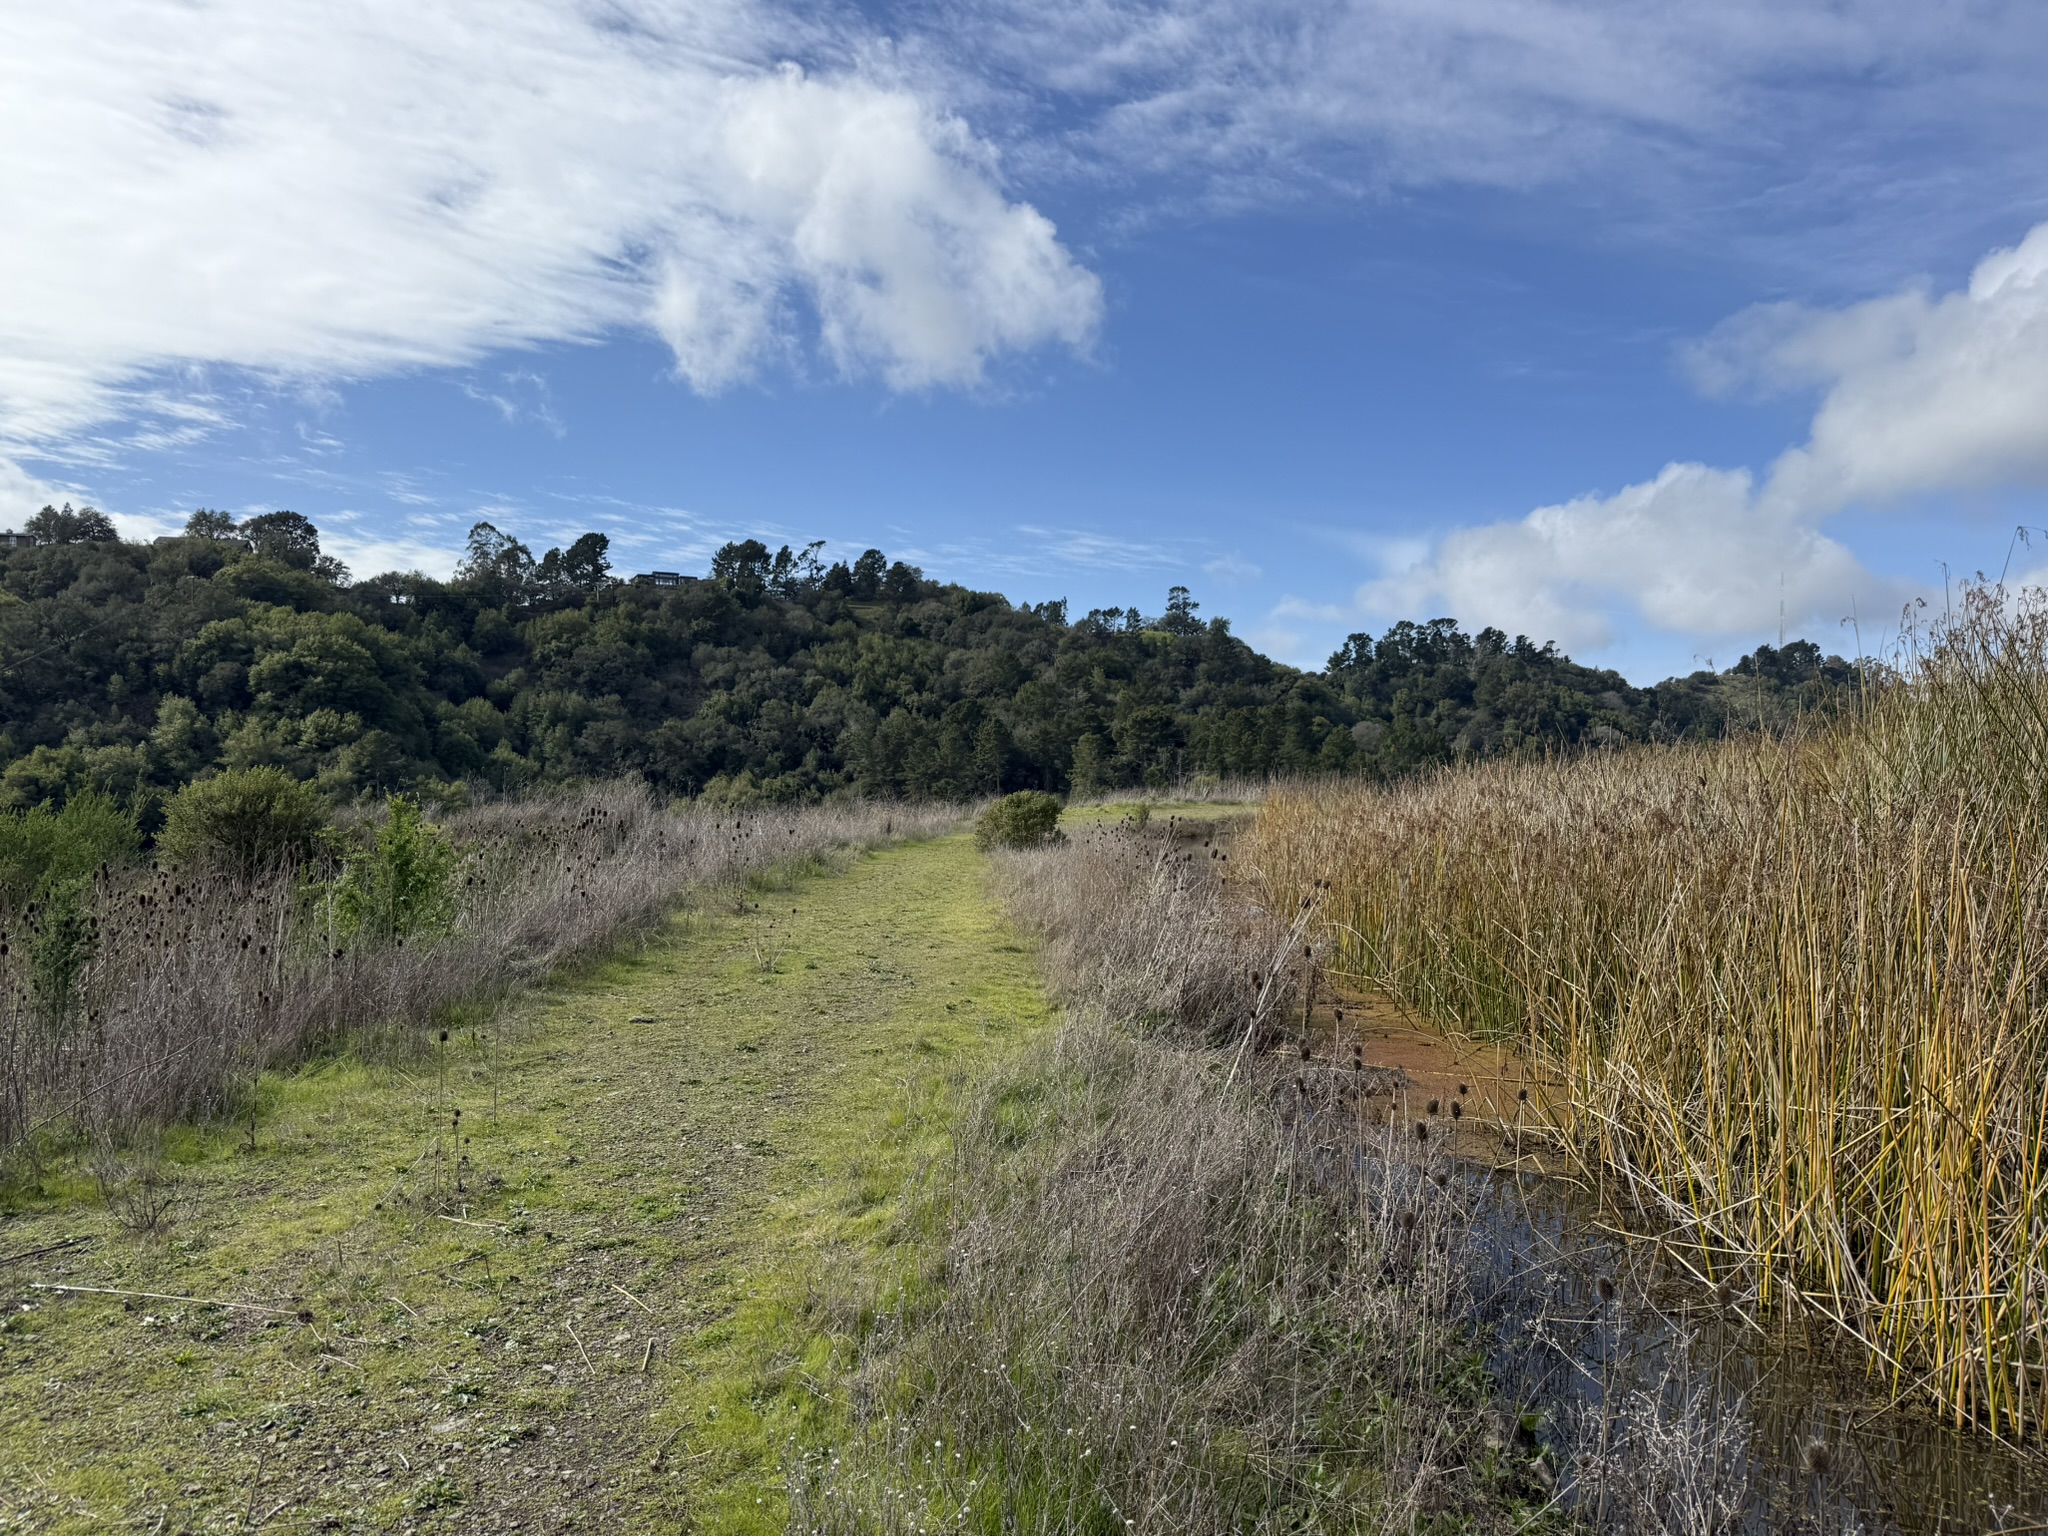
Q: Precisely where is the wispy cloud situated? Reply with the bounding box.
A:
[972,525,1191,578]
[0,1,1102,462]
[1203,552,1261,583]
[915,0,2048,274]
[462,371,567,437]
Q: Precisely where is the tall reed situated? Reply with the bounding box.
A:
[1244,586,2048,1434]
[0,787,955,1157]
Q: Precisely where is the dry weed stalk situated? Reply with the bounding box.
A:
[1244,584,2048,1434]
[89,1132,178,1238]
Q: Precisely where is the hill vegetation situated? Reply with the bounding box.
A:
[2,503,1850,816]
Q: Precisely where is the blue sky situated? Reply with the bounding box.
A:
[6,2,2048,681]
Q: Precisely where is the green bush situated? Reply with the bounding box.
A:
[0,743,147,813]
[332,796,457,944]
[156,767,329,880]
[0,792,142,910]
[975,790,1064,851]
[26,875,97,1031]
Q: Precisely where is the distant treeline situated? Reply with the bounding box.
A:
[0,503,1854,813]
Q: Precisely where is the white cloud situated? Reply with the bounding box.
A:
[656,65,1103,391]
[320,526,465,582]
[1203,553,1262,582]
[922,0,2048,235]
[1368,463,1890,651]
[1701,224,2048,512]
[1006,525,1185,572]
[0,456,183,541]
[0,455,182,540]
[462,371,566,437]
[108,506,185,543]
[0,2,1101,451]
[0,458,75,531]
[1270,593,1352,625]
[1374,222,2048,650]
[1243,624,1310,665]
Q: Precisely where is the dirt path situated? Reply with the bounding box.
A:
[0,832,1053,1534]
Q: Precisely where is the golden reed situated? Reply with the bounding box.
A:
[1244,586,2048,1435]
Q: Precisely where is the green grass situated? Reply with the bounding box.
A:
[0,832,1054,1533]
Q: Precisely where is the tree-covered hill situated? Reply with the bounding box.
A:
[0,504,1852,813]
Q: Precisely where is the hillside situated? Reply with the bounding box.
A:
[0,504,1851,811]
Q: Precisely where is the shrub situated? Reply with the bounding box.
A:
[331,796,457,944]
[0,787,960,1152]
[25,874,98,1031]
[156,767,329,880]
[0,792,142,910]
[0,743,147,813]
[974,790,1063,851]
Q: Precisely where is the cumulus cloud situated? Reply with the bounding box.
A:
[0,1,1101,451]
[659,66,1103,391]
[1706,224,2048,511]
[1366,463,1889,651]
[1374,222,2048,649]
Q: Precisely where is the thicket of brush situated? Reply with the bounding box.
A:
[1246,587,2048,1435]
[0,787,955,1162]
[793,822,1559,1534]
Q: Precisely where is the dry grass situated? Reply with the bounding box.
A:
[1067,775,1273,810]
[1244,586,2048,1435]
[792,821,1561,1533]
[0,787,957,1160]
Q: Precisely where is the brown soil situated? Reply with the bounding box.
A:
[1293,985,1566,1171]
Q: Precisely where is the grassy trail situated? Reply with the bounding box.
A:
[0,832,1054,1534]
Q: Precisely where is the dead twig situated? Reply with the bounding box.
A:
[1224,894,1322,1091]
[611,1282,656,1315]
[30,1282,304,1318]
[0,1234,96,1268]
[566,1317,597,1376]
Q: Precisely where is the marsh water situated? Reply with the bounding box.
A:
[1295,989,2048,1534]
[1467,1165,2048,1534]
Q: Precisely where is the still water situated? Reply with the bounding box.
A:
[1460,1166,2048,1534]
